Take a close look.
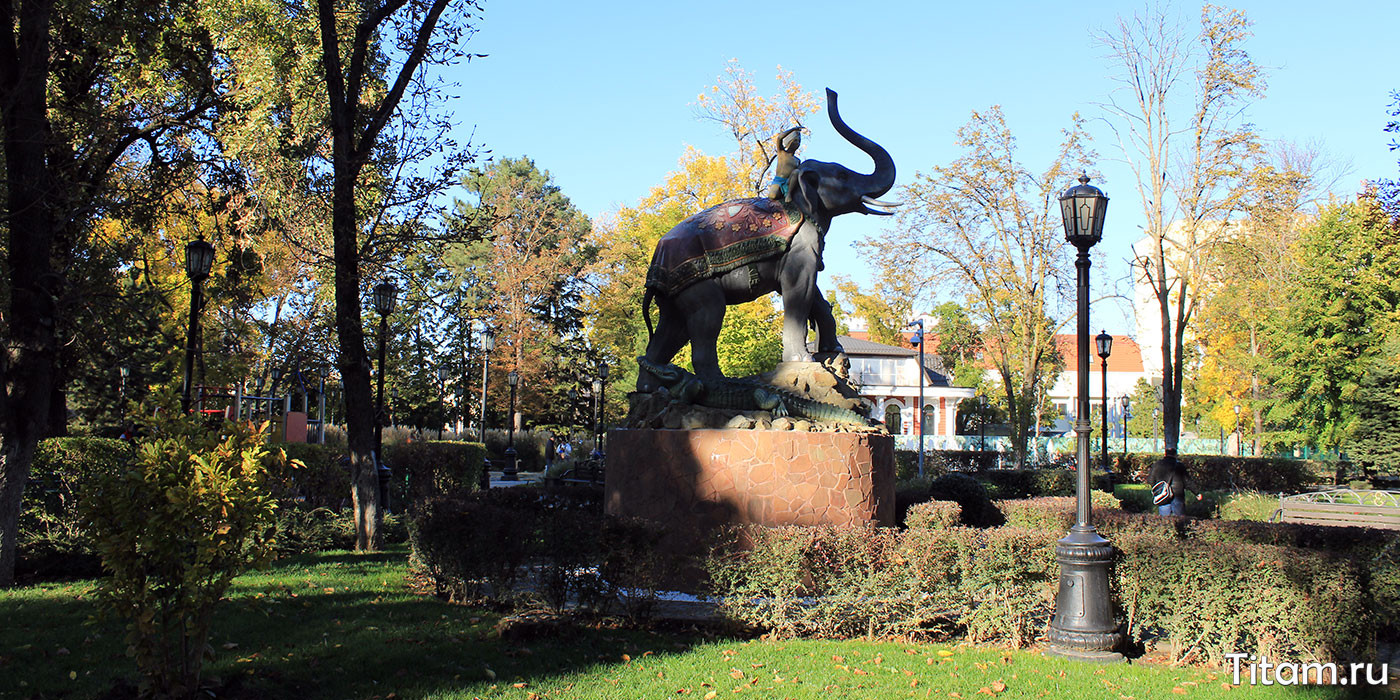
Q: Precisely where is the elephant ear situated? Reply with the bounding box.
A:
[793,169,822,223]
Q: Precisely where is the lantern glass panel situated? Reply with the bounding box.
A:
[372,282,397,316]
[185,240,215,280]
[1096,331,1113,358]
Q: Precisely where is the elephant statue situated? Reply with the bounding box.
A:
[638,88,898,390]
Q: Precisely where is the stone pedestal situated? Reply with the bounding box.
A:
[604,429,895,532]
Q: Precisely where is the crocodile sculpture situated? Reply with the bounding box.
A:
[637,357,874,428]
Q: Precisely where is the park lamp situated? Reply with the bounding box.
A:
[482,329,496,353]
[1119,395,1130,411]
[185,238,215,281]
[1058,174,1108,249]
[599,363,610,381]
[507,370,519,388]
[372,281,398,318]
[1046,169,1123,662]
[1096,331,1113,359]
[437,366,450,383]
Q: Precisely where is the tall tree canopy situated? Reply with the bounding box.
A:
[861,105,1089,467]
[1096,3,1265,458]
[0,0,225,586]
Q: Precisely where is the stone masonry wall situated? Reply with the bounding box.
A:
[604,429,895,535]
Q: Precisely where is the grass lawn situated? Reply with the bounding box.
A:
[1,547,1391,699]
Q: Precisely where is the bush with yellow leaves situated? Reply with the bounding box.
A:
[80,390,284,699]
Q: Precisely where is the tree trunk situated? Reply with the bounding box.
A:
[330,170,381,551]
[0,0,59,586]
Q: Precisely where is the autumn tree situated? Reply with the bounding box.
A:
[861,106,1089,467]
[450,157,594,428]
[832,276,912,347]
[930,302,984,388]
[1096,4,1265,460]
[315,0,484,550]
[1191,141,1341,452]
[0,0,223,586]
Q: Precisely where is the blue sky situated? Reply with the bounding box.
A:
[442,0,1399,337]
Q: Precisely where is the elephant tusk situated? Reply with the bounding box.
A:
[862,195,902,208]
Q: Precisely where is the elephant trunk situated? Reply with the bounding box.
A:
[826,88,895,198]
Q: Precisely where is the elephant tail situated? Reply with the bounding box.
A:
[642,286,655,338]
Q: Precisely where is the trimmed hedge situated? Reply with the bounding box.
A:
[708,499,1395,662]
[407,485,683,618]
[385,440,486,506]
[277,440,486,510]
[1109,453,1339,492]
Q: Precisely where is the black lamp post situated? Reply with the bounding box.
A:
[478,330,494,443]
[1233,403,1242,456]
[591,364,609,460]
[1096,331,1113,473]
[371,281,396,511]
[181,238,215,413]
[908,319,926,478]
[371,281,396,459]
[976,395,988,458]
[1119,395,1130,455]
[1047,174,1123,661]
[504,370,519,481]
[437,366,450,439]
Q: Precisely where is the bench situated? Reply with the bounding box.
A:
[1275,489,1400,530]
[552,459,605,486]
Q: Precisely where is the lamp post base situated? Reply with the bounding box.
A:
[503,446,518,481]
[1045,525,1124,662]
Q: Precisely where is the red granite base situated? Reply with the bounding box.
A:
[604,429,895,532]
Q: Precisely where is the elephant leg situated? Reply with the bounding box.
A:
[779,267,817,363]
[681,284,727,379]
[639,298,690,391]
[810,290,844,354]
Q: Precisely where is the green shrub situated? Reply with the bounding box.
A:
[18,437,133,580]
[904,500,961,530]
[1374,538,1400,634]
[894,450,947,481]
[274,443,346,509]
[995,493,1124,534]
[408,485,622,609]
[926,450,997,472]
[979,469,1076,499]
[79,394,280,698]
[894,477,933,525]
[599,516,686,622]
[929,473,1002,527]
[955,527,1058,647]
[1113,533,1370,664]
[1111,453,1324,493]
[384,440,485,507]
[708,524,923,639]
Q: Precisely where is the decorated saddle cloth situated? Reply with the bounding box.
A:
[645,197,803,296]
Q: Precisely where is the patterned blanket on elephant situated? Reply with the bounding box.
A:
[645,197,804,296]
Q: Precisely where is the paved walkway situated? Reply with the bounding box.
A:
[485,470,545,488]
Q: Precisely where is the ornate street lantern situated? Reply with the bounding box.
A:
[1059,174,1108,248]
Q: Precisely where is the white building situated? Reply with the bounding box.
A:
[1131,220,1240,379]
[822,335,976,439]
[1044,334,1153,435]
